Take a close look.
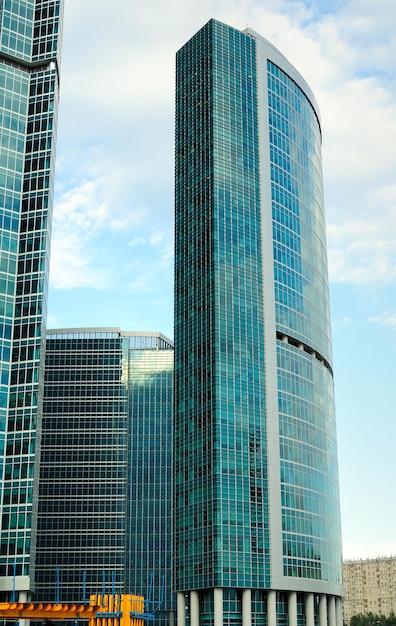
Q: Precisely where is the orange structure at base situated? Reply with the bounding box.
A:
[0,594,145,626]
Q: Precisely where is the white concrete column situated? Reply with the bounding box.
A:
[288,591,297,626]
[319,594,327,626]
[242,589,252,626]
[191,590,199,626]
[268,590,277,626]
[177,592,186,626]
[335,596,343,626]
[305,593,315,626]
[18,593,29,626]
[169,611,175,626]
[328,596,336,626]
[214,588,223,626]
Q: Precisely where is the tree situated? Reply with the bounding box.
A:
[350,614,396,626]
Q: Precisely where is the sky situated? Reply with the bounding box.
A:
[48,0,396,562]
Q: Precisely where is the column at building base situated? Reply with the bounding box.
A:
[214,588,223,626]
[242,589,251,626]
[328,595,336,626]
[177,588,343,626]
[177,592,186,626]
[267,589,277,626]
[336,596,343,626]
[190,590,199,626]
[288,591,297,626]
[305,592,314,626]
[319,594,328,626]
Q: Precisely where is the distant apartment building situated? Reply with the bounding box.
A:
[35,328,174,626]
[343,556,396,623]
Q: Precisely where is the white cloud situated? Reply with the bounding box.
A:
[50,178,155,289]
[51,0,396,296]
[327,219,396,285]
[332,316,353,329]
[369,312,396,329]
[50,181,110,289]
[128,237,147,247]
[149,233,164,246]
[300,11,396,286]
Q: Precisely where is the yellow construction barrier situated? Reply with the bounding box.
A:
[91,594,145,626]
[0,594,145,626]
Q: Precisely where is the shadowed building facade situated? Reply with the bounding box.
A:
[35,329,174,625]
[0,0,64,599]
[174,19,343,626]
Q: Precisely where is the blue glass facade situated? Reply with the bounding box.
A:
[267,61,341,584]
[36,330,128,602]
[175,19,343,626]
[0,0,64,597]
[175,20,269,596]
[35,330,175,625]
[125,336,174,626]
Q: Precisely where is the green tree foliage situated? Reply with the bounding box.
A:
[350,613,396,626]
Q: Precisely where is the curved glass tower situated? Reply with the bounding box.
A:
[174,19,343,626]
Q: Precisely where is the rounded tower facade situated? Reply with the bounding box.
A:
[174,19,343,626]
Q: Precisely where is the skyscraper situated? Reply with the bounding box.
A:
[35,329,175,625]
[0,0,64,599]
[174,19,343,626]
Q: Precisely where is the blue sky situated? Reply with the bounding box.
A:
[48,0,396,560]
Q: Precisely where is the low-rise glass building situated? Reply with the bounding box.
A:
[35,328,174,625]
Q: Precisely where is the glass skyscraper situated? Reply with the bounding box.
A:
[35,329,175,625]
[0,0,64,599]
[174,20,343,626]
